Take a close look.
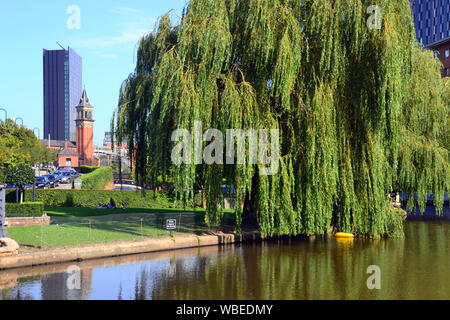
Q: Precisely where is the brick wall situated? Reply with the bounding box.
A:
[6,217,51,227]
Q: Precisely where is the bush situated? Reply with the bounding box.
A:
[18,189,175,209]
[79,165,99,174]
[80,166,113,190]
[6,202,44,217]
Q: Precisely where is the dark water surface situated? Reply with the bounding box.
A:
[1,221,449,300]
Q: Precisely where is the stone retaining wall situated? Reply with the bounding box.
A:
[0,231,261,270]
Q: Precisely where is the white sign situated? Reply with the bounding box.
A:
[166,219,177,230]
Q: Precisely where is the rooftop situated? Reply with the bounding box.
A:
[58,148,79,156]
[41,139,76,148]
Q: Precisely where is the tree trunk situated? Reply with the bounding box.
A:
[242,171,259,230]
[201,188,206,209]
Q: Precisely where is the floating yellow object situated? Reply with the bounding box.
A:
[335,232,355,239]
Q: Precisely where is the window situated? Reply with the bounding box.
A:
[445,50,450,58]
[66,158,72,166]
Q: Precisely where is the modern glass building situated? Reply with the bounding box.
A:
[410,0,450,47]
[43,47,83,142]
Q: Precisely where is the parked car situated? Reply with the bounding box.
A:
[36,176,50,189]
[114,179,136,185]
[57,167,78,174]
[44,175,59,188]
[4,184,33,189]
[59,172,74,184]
[70,171,80,178]
[52,172,63,182]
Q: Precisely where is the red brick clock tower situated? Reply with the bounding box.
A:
[75,88,95,166]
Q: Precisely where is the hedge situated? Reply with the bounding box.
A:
[5,202,44,217]
[79,165,99,174]
[80,166,113,190]
[16,189,175,209]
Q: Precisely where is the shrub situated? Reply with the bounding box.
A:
[384,208,407,238]
[80,166,113,190]
[18,189,175,209]
[6,202,44,217]
[5,164,36,187]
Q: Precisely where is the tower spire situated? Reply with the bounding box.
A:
[78,88,91,106]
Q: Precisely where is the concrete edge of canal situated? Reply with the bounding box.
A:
[0,231,263,270]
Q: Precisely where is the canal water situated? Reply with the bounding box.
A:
[1,221,449,300]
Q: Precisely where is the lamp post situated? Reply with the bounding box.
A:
[0,185,6,238]
[0,108,7,121]
[33,128,41,139]
[15,117,24,127]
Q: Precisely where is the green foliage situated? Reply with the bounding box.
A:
[113,0,449,237]
[80,166,114,190]
[79,165,99,174]
[13,189,175,209]
[6,202,44,217]
[5,164,36,186]
[0,119,55,179]
[397,49,450,215]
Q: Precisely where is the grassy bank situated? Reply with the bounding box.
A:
[8,207,236,248]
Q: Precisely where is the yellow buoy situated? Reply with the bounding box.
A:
[335,232,355,239]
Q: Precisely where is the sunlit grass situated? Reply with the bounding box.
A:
[8,207,235,248]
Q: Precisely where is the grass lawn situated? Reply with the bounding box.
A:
[8,207,236,248]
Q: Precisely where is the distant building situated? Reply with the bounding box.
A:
[57,141,80,167]
[43,47,83,142]
[410,0,450,47]
[103,132,128,151]
[41,139,77,152]
[410,0,450,77]
[42,88,98,168]
[429,38,450,77]
[94,132,130,168]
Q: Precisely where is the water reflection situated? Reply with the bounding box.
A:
[1,221,449,300]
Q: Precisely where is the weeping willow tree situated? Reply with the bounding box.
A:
[397,49,450,215]
[113,0,449,238]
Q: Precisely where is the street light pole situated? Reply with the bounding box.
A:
[15,117,24,126]
[0,108,7,121]
[33,128,41,139]
[0,187,6,238]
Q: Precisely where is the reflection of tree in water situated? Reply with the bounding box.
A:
[150,247,247,300]
[1,285,34,300]
[134,269,149,300]
[147,223,450,299]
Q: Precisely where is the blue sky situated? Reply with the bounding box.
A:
[0,0,187,145]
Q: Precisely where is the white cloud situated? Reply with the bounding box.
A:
[74,28,150,47]
[70,8,156,49]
